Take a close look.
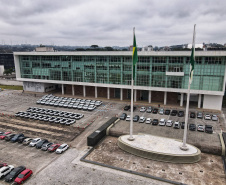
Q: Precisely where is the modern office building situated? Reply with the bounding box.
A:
[13,51,226,110]
[0,53,15,70]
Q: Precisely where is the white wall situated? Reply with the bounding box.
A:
[23,82,55,93]
[203,94,223,110]
[0,79,23,86]
[0,65,4,76]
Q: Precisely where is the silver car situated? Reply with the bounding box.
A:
[212,115,218,121]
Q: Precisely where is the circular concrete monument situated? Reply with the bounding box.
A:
[118,134,201,163]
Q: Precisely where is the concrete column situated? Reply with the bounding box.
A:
[95,86,98,98]
[134,89,137,102]
[140,90,142,100]
[107,87,110,99]
[164,91,167,105]
[83,85,86,97]
[148,90,151,103]
[120,88,123,101]
[62,84,64,95]
[198,94,201,108]
[180,93,184,107]
[72,85,75,96]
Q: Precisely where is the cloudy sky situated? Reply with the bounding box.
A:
[0,0,225,47]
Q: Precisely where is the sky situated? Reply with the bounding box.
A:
[0,0,226,47]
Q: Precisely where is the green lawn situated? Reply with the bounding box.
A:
[0,85,23,90]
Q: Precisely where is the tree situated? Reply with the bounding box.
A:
[104,46,114,51]
[3,68,13,75]
[91,45,99,48]
[76,48,85,51]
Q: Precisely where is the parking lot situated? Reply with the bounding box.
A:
[0,138,59,185]
[0,89,225,184]
[110,105,225,155]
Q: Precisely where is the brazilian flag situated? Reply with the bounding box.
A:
[132,33,138,80]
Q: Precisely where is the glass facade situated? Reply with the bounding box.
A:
[19,55,226,92]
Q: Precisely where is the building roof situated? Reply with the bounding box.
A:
[13,50,226,57]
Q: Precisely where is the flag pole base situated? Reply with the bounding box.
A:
[127,136,135,141]
[180,144,189,151]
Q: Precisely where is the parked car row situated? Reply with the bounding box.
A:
[0,163,32,184]
[136,106,185,116]
[120,113,213,134]
[128,106,218,121]
[0,131,69,153]
[25,107,84,119]
[15,111,77,126]
[36,94,102,111]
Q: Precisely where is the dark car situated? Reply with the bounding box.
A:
[181,122,185,129]
[178,111,184,117]
[17,136,28,143]
[124,105,136,111]
[190,112,196,118]
[205,125,213,134]
[11,134,24,143]
[120,113,127,120]
[41,142,53,151]
[36,139,49,149]
[152,119,159,125]
[164,110,171,115]
[5,166,26,182]
[189,124,196,131]
[133,115,140,122]
[181,122,189,129]
[5,134,16,141]
[171,110,178,116]
[197,112,203,119]
[152,109,158,114]
[124,105,130,111]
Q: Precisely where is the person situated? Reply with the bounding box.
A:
[158,104,160,108]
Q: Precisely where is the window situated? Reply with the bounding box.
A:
[153,57,166,63]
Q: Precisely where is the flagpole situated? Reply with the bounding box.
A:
[180,24,196,151]
[128,27,135,141]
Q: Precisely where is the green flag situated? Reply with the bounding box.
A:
[132,33,138,80]
[189,46,195,84]
[189,24,196,84]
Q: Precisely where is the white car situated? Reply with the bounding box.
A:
[146,118,152,124]
[95,101,102,106]
[0,165,14,178]
[166,120,174,127]
[56,144,69,154]
[139,117,146,123]
[88,105,96,111]
[173,121,180,129]
[126,115,131,121]
[197,125,205,132]
[204,114,211,120]
[29,138,41,147]
[158,108,164,115]
[159,118,166,126]
[212,115,218,121]
[140,107,146,112]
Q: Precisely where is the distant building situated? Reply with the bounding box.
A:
[0,53,14,69]
[142,45,153,51]
[186,44,203,49]
[203,43,226,51]
[35,47,54,52]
